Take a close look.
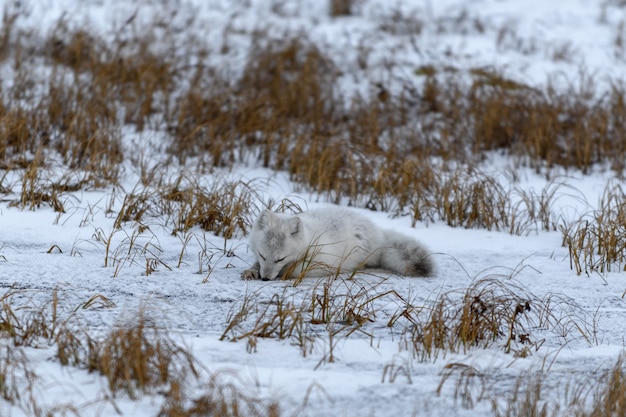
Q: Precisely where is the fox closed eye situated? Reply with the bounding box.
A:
[258,253,284,263]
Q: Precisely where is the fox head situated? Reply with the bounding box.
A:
[249,209,304,281]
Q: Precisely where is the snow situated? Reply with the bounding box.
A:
[2,0,626,416]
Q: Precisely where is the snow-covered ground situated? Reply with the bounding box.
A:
[2,1,626,416]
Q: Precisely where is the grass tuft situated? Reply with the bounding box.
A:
[85,308,198,399]
[491,355,626,417]
[562,180,626,274]
[400,275,590,361]
[159,373,282,417]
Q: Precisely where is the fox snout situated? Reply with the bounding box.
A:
[259,262,292,281]
[259,266,279,281]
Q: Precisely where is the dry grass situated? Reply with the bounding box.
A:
[0,289,178,400]
[1,7,625,239]
[586,355,626,417]
[394,274,592,362]
[159,373,282,417]
[489,355,626,417]
[222,277,408,360]
[562,180,626,274]
[113,174,258,238]
[491,372,555,417]
[433,354,626,417]
[0,345,56,417]
[224,273,592,365]
[220,287,314,357]
[84,173,258,277]
[437,362,486,409]
[412,67,626,174]
[0,289,60,347]
[0,346,31,405]
[0,290,93,415]
[84,309,198,399]
[0,289,280,416]
[401,277,541,361]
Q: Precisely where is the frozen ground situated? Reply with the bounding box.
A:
[2,0,626,416]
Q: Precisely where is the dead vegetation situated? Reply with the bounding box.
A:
[400,278,540,361]
[398,275,592,362]
[0,289,60,347]
[219,277,384,359]
[488,355,626,417]
[562,180,626,275]
[0,289,198,399]
[158,373,282,417]
[433,353,626,417]
[0,288,281,417]
[85,310,198,399]
[1,4,625,238]
[222,274,591,365]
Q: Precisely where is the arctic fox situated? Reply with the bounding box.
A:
[241,207,433,281]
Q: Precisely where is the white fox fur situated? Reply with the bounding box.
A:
[242,207,433,281]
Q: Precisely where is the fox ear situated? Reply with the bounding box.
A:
[288,217,302,236]
[256,209,275,231]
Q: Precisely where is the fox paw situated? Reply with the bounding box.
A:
[241,268,260,280]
